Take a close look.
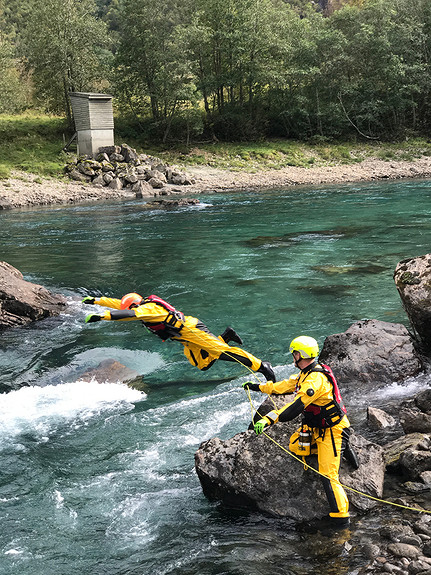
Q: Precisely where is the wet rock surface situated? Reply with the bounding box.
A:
[394,254,431,353]
[319,319,423,392]
[0,261,66,329]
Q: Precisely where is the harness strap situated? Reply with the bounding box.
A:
[301,363,346,429]
[329,427,338,458]
[142,296,185,340]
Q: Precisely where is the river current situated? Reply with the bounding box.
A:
[0,180,431,574]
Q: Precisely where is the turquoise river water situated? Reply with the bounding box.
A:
[0,179,431,574]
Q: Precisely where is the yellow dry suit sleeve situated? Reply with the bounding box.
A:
[94,297,123,309]
[258,374,299,395]
[263,397,305,426]
[261,370,327,425]
[99,301,171,323]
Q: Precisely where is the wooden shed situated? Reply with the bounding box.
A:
[70,92,114,157]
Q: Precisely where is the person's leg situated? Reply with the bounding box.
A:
[220,326,243,345]
[177,321,263,372]
[182,340,218,370]
[316,424,349,519]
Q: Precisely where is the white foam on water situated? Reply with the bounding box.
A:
[0,380,145,450]
[372,373,431,401]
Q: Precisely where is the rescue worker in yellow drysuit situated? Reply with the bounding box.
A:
[82,292,275,381]
[247,336,352,529]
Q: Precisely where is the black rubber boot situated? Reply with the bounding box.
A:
[257,361,275,382]
[343,442,360,470]
[220,327,243,345]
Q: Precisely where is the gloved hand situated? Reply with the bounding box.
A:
[242,381,261,392]
[254,418,268,435]
[85,313,102,323]
[82,296,95,305]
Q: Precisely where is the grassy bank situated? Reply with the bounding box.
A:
[2,112,431,180]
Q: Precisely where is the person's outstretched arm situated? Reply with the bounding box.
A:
[82,296,122,309]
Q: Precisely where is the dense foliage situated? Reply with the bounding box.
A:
[1,0,431,142]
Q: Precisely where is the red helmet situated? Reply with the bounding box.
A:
[120,293,142,310]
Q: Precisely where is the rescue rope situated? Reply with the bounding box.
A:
[243,386,431,515]
[182,324,279,411]
[183,324,430,515]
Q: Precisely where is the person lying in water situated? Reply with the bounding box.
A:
[83,292,275,381]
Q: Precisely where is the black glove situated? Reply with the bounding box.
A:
[242,381,261,392]
[82,296,95,305]
[85,314,102,323]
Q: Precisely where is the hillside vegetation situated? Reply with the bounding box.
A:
[2,112,431,181]
[1,0,430,146]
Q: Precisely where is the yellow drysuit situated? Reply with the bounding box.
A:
[258,362,350,519]
[92,296,265,374]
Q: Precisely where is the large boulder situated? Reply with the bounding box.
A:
[0,261,66,328]
[195,413,384,520]
[394,254,431,352]
[319,319,422,392]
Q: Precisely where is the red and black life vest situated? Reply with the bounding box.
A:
[141,295,185,341]
[302,363,347,429]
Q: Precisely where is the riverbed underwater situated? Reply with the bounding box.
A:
[0,179,431,574]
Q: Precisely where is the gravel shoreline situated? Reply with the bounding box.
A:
[1,156,431,209]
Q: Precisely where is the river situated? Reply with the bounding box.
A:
[0,179,430,574]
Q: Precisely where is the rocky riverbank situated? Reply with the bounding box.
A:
[1,154,431,209]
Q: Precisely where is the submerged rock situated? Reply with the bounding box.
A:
[312,263,387,275]
[0,261,66,329]
[78,359,146,391]
[143,198,200,209]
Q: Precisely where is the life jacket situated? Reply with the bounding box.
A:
[301,363,347,429]
[141,295,185,341]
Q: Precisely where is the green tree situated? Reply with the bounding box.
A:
[0,38,30,113]
[187,0,301,138]
[115,0,198,141]
[21,0,110,126]
[324,0,429,138]
[0,0,30,112]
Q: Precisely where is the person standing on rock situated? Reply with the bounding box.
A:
[83,292,275,381]
[246,335,355,529]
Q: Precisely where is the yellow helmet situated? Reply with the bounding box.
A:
[289,336,319,359]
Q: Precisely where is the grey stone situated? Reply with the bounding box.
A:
[0,261,66,329]
[319,319,423,393]
[91,173,105,186]
[194,409,384,520]
[384,433,429,470]
[368,406,397,430]
[0,197,12,210]
[416,390,431,414]
[399,448,431,480]
[148,177,164,189]
[394,254,431,352]
[400,407,431,434]
[108,177,123,190]
[388,542,421,559]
